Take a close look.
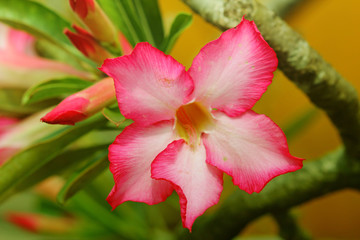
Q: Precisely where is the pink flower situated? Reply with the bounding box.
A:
[0,116,19,165]
[100,18,303,230]
[0,24,92,88]
[0,116,18,138]
[41,77,116,125]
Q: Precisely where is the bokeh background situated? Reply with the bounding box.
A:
[1,0,359,239]
[160,0,360,239]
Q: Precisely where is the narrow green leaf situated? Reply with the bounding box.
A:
[1,145,109,201]
[57,151,108,205]
[133,0,164,47]
[161,13,192,54]
[0,88,57,117]
[70,191,148,239]
[98,0,165,48]
[0,0,95,67]
[22,78,93,105]
[0,0,70,45]
[97,0,139,46]
[0,114,107,203]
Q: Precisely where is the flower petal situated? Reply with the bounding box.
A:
[189,18,278,117]
[203,111,303,194]
[151,140,223,231]
[8,28,36,55]
[0,116,18,137]
[100,42,194,126]
[107,121,175,208]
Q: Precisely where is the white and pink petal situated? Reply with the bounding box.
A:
[107,121,175,208]
[203,111,303,194]
[189,18,278,117]
[100,42,194,126]
[151,140,223,231]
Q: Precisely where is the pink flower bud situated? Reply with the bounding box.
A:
[69,0,117,44]
[65,25,112,64]
[6,212,76,234]
[6,212,39,233]
[0,24,93,89]
[41,77,116,125]
[69,0,95,19]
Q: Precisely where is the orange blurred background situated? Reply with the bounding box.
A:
[159,0,360,239]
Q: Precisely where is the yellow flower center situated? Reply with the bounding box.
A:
[175,102,214,146]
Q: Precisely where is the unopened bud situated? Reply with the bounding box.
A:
[69,0,118,45]
[41,77,116,125]
[65,25,112,64]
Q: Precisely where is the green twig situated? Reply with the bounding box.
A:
[272,210,311,240]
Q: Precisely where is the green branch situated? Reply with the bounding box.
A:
[272,210,311,240]
[261,0,306,18]
[181,0,360,157]
[178,148,360,239]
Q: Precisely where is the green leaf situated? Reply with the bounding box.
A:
[98,0,165,48]
[2,145,109,201]
[57,151,109,205]
[161,13,192,54]
[22,77,93,105]
[97,0,139,46]
[0,88,57,117]
[0,114,108,203]
[70,191,148,239]
[0,0,94,67]
[133,0,164,47]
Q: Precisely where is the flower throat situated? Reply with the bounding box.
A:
[175,102,214,146]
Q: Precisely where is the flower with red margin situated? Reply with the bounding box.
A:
[65,25,112,64]
[100,18,303,231]
[41,77,116,125]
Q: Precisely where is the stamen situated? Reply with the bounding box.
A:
[175,102,214,146]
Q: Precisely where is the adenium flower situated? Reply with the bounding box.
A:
[0,23,92,89]
[41,77,116,125]
[100,18,303,230]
